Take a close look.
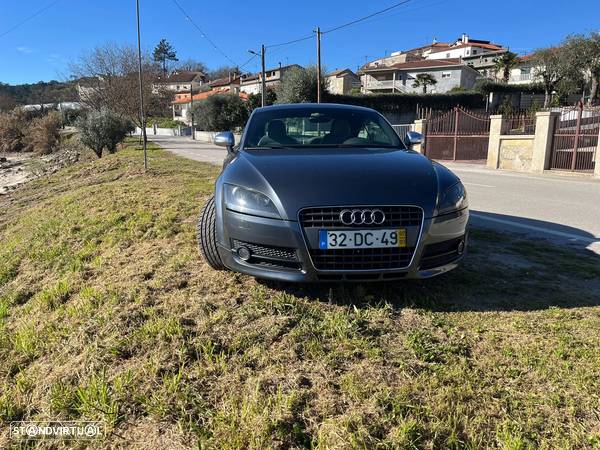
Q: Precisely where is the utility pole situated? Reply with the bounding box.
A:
[190,82,195,140]
[260,44,266,107]
[249,46,267,107]
[135,0,148,170]
[316,27,322,103]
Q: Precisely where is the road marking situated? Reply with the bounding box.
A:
[470,212,598,243]
[464,182,494,188]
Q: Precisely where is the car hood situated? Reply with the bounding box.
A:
[224,148,440,220]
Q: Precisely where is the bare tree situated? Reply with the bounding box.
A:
[175,59,208,75]
[70,43,170,130]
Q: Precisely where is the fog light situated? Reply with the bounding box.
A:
[237,246,252,261]
[457,240,465,255]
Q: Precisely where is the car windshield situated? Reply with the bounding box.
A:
[244,106,404,149]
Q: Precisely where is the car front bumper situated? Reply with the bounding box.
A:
[217,208,469,282]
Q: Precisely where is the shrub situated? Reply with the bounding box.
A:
[246,90,277,112]
[147,117,183,129]
[76,110,134,158]
[23,111,62,155]
[0,110,26,152]
[275,65,325,104]
[189,94,248,132]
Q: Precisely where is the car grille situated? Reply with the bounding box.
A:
[300,206,423,271]
[419,236,465,270]
[231,239,301,270]
[310,247,414,271]
[299,206,422,228]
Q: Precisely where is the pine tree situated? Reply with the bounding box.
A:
[153,39,178,75]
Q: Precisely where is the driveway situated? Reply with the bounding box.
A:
[149,135,226,166]
[150,135,600,253]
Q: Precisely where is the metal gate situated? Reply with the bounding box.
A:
[550,103,600,172]
[425,107,490,161]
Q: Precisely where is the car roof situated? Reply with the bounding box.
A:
[252,103,376,113]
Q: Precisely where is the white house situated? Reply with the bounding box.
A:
[153,71,206,94]
[360,59,481,94]
[325,69,361,95]
[240,64,303,95]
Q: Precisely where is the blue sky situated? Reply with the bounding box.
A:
[1,0,599,85]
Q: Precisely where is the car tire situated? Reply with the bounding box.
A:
[197,196,226,270]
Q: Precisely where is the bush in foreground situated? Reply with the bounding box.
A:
[189,94,248,132]
[22,111,62,155]
[0,110,26,152]
[76,110,134,158]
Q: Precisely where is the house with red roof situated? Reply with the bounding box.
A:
[171,74,247,125]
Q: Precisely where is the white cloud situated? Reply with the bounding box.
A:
[16,46,33,54]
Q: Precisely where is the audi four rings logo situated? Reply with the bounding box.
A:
[339,209,386,225]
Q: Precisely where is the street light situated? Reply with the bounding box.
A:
[248,46,266,107]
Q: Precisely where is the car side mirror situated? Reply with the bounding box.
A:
[214,131,235,153]
[405,131,423,147]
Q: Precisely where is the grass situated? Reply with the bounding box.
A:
[0,138,599,448]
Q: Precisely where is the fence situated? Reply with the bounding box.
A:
[501,112,537,135]
[391,124,412,140]
[424,107,491,161]
[550,104,600,172]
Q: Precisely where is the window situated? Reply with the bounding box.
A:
[244,107,403,149]
[446,53,451,58]
[441,72,451,79]
[472,49,478,55]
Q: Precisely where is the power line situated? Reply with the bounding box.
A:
[267,34,314,49]
[322,0,412,34]
[263,0,414,55]
[0,0,62,39]
[239,53,258,70]
[170,0,239,67]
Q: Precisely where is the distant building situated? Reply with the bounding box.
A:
[360,59,481,94]
[172,75,247,125]
[153,70,207,94]
[360,34,507,85]
[325,69,361,95]
[240,64,303,95]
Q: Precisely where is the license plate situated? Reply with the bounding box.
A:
[319,229,406,249]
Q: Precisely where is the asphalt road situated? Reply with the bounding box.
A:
[150,135,600,253]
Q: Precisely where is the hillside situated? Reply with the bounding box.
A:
[0,140,599,448]
[0,80,77,108]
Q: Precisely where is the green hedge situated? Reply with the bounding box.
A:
[147,117,184,128]
[475,80,545,95]
[324,92,486,113]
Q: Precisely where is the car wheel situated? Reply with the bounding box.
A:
[197,196,226,270]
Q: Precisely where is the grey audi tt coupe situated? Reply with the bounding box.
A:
[197,103,468,282]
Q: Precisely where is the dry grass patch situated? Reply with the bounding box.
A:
[0,139,599,449]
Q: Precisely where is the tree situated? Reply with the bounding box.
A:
[153,39,178,75]
[76,109,133,158]
[0,110,26,152]
[70,43,169,133]
[189,94,248,132]
[412,73,437,94]
[208,66,239,81]
[175,59,208,75]
[564,32,600,104]
[530,47,571,107]
[275,66,324,104]
[494,51,519,83]
[246,90,276,112]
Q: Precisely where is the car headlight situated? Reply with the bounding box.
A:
[224,184,281,219]
[437,182,468,216]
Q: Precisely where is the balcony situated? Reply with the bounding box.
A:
[508,73,533,84]
[363,79,406,92]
